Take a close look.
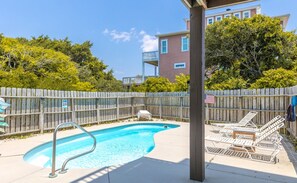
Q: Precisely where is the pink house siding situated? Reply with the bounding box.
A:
[123,5,288,87]
[156,5,276,83]
[159,34,189,82]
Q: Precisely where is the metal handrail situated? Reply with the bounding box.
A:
[49,122,96,178]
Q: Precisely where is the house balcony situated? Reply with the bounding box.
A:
[142,51,159,80]
[142,51,159,66]
[122,76,157,86]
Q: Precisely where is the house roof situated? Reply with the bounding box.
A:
[156,31,189,38]
[182,0,258,10]
[205,5,261,17]
[183,4,261,22]
[273,14,290,30]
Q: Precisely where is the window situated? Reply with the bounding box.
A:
[216,16,222,22]
[234,12,241,19]
[224,14,231,18]
[181,36,189,52]
[161,39,168,54]
[243,11,251,18]
[207,17,214,25]
[174,62,186,69]
[256,7,261,14]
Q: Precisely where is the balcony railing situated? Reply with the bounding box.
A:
[122,77,143,85]
[143,51,159,62]
[122,76,157,86]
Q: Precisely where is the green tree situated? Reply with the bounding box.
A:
[173,73,190,92]
[132,77,173,92]
[205,61,248,90]
[250,68,297,88]
[0,68,38,88]
[2,35,123,91]
[0,37,94,91]
[206,15,297,83]
[205,70,248,90]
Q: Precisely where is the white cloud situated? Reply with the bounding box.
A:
[103,29,109,34]
[139,31,158,52]
[103,28,136,42]
[139,30,146,35]
[102,28,158,52]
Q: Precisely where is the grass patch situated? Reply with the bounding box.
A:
[0,132,37,140]
[0,119,129,140]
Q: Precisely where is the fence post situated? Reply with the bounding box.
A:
[131,97,134,117]
[180,96,183,121]
[159,97,162,119]
[145,95,148,111]
[238,96,243,121]
[116,97,119,121]
[71,98,76,123]
[205,104,209,124]
[96,98,100,124]
[39,98,45,133]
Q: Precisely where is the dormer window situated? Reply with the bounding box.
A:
[216,16,223,22]
[224,14,231,18]
[243,10,251,18]
[207,17,214,25]
[234,12,241,19]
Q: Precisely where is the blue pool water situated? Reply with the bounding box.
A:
[24,123,179,169]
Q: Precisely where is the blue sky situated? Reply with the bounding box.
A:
[0,0,296,80]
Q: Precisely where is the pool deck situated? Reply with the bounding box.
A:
[0,121,297,183]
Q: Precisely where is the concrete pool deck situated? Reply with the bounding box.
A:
[0,121,297,183]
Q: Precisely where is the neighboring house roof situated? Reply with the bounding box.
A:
[183,4,261,22]
[157,5,290,38]
[182,0,259,10]
[205,4,261,18]
[156,31,189,38]
[157,5,261,38]
[273,14,290,30]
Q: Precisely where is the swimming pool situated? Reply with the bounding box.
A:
[24,123,179,169]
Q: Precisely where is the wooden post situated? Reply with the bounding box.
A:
[205,104,209,124]
[39,98,45,133]
[96,98,100,124]
[180,97,183,121]
[131,97,134,117]
[238,96,243,120]
[71,98,76,123]
[116,97,119,121]
[190,5,205,182]
[159,97,162,119]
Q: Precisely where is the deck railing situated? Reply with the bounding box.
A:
[142,51,159,62]
[122,77,144,85]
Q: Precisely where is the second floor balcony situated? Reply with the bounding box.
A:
[143,51,159,66]
[122,76,157,86]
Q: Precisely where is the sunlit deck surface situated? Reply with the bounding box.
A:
[0,121,297,183]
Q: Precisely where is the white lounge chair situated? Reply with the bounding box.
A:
[137,110,152,120]
[219,115,282,138]
[206,117,285,163]
[211,111,258,130]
